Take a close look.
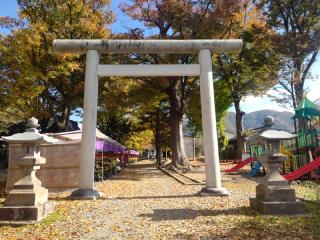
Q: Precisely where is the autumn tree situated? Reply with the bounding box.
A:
[98,70,171,162]
[0,0,113,132]
[120,0,246,168]
[97,74,135,143]
[0,17,41,133]
[213,3,280,159]
[140,101,171,165]
[186,77,233,138]
[97,105,155,152]
[258,0,320,116]
[96,77,155,152]
[123,70,172,164]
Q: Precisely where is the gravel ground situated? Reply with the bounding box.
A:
[0,160,318,240]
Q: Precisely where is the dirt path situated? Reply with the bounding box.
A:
[84,160,254,239]
[0,160,317,240]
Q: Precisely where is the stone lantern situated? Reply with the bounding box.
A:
[0,117,57,223]
[249,129,305,215]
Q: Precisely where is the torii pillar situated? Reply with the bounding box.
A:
[53,39,243,199]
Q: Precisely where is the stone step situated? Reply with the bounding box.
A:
[250,197,305,215]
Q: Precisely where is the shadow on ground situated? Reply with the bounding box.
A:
[109,163,169,181]
[140,206,255,221]
[224,171,264,184]
[163,202,320,239]
[104,193,205,200]
[172,215,312,239]
[110,170,167,181]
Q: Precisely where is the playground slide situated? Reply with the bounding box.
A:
[284,157,320,181]
[246,161,262,177]
[225,157,254,173]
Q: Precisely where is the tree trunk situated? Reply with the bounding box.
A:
[168,79,189,168]
[294,81,307,130]
[155,108,162,165]
[63,105,71,131]
[234,100,244,160]
[290,82,298,134]
[293,60,306,131]
[55,106,71,132]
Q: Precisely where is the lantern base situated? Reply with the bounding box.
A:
[250,197,305,215]
[0,201,53,224]
[251,153,306,215]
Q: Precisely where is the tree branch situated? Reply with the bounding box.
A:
[301,51,318,86]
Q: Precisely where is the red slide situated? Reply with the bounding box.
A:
[225,157,254,173]
[284,157,320,181]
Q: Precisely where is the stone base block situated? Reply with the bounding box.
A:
[200,187,230,196]
[69,189,102,200]
[5,187,48,206]
[0,201,53,223]
[250,197,305,215]
[256,184,296,202]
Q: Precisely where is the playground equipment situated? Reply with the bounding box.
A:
[226,131,288,177]
[225,130,292,176]
[246,161,263,177]
[225,156,254,173]
[284,97,320,178]
[281,147,320,181]
[226,98,320,181]
[293,98,320,148]
[225,156,264,177]
[284,156,320,181]
[245,141,320,180]
[247,98,320,180]
[280,145,294,172]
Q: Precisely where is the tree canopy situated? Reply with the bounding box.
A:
[214,3,281,159]
[259,0,320,113]
[118,0,260,167]
[0,0,113,133]
[1,0,316,162]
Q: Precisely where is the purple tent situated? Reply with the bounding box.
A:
[128,150,140,156]
[95,140,126,153]
[48,128,128,154]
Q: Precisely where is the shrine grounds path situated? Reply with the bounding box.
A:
[0,160,319,240]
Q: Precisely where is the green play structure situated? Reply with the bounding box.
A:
[290,97,320,170]
[248,97,320,177]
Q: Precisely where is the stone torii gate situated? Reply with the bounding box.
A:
[53,39,242,200]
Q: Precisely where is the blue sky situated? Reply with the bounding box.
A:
[1,0,319,114]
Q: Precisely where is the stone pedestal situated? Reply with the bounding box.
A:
[250,153,305,215]
[0,117,55,223]
[0,156,53,222]
[0,203,54,223]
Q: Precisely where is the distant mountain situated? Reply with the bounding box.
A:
[225,112,236,133]
[226,110,295,133]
